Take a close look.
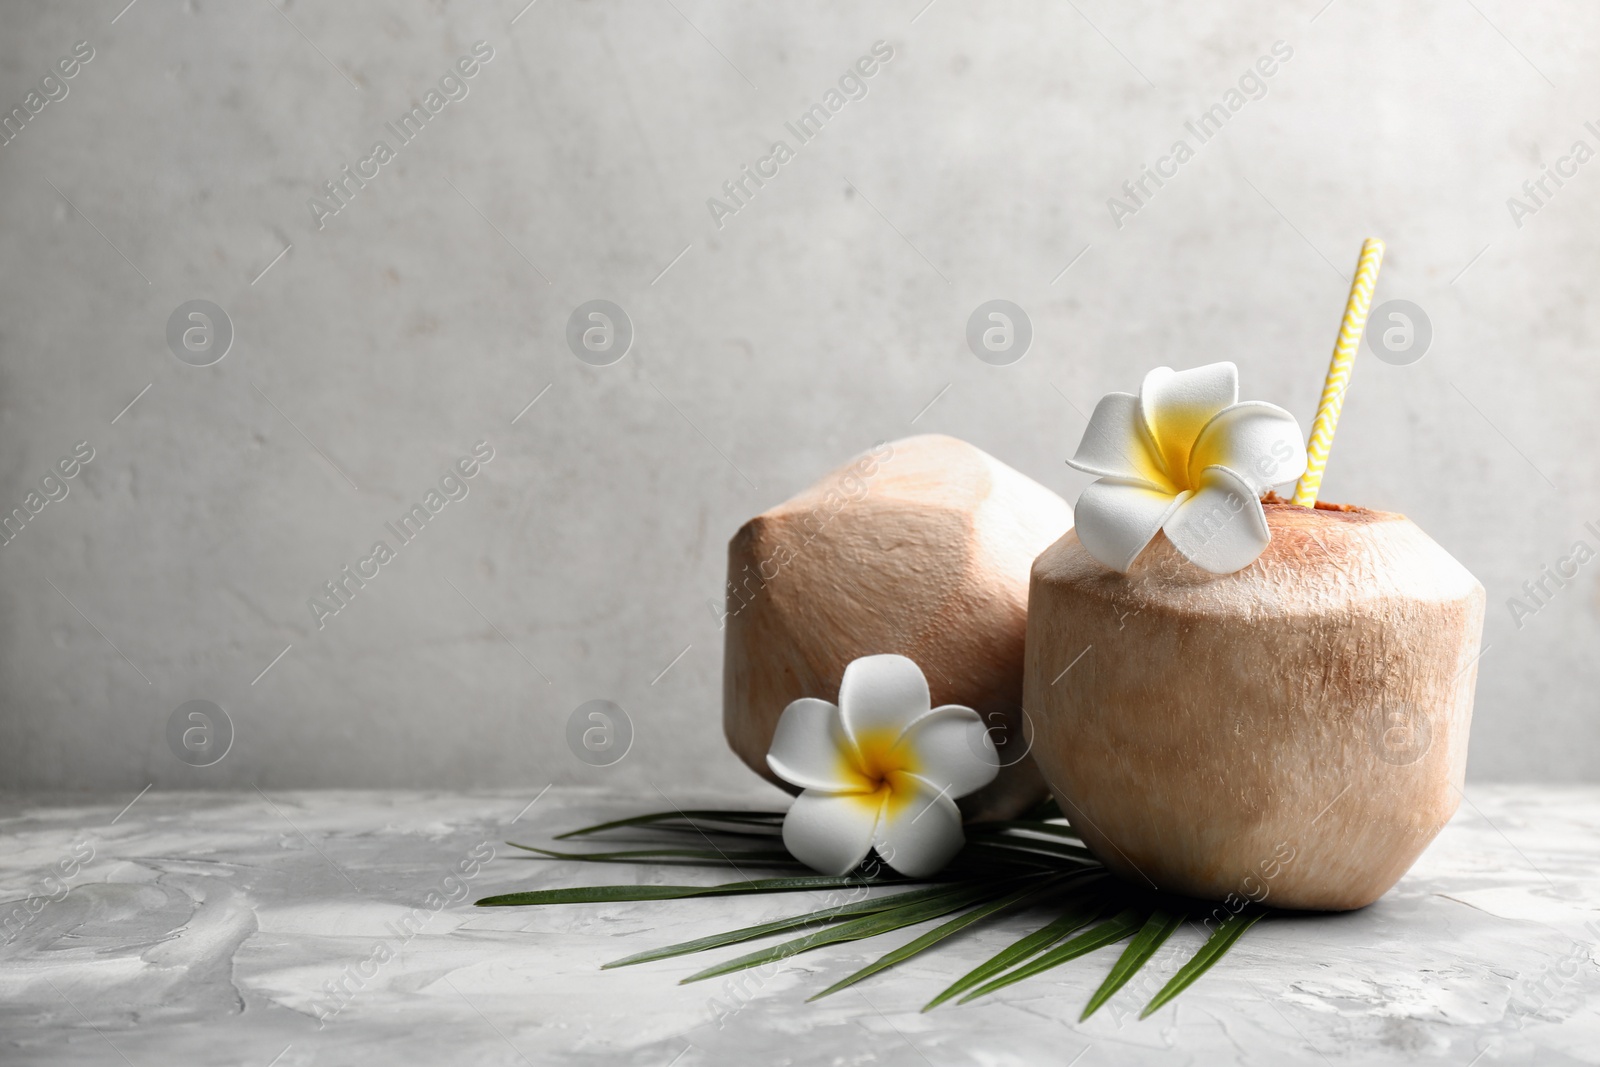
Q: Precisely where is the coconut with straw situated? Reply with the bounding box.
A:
[1025,240,1487,911]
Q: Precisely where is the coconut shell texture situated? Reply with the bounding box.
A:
[722,434,1073,822]
[1025,500,1486,911]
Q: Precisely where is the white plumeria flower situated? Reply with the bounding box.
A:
[766,654,999,878]
[1067,362,1308,574]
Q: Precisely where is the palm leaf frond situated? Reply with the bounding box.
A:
[1080,906,1185,1019]
[508,842,800,867]
[966,819,1081,840]
[1140,908,1264,1018]
[959,906,1145,1003]
[553,809,783,840]
[679,882,1015,984]
[477,805,1270,1021]
[602,884,968,969]
[922,882,1108,1010]
[476,869,912,907]
[809,875,1075,1001]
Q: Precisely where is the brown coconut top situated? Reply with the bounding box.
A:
[1032,493,1480,618]
[1259,490,1392,522]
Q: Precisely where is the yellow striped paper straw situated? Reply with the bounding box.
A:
[1293,238,1385,507]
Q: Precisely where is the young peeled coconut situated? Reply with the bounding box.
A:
[1024,498,1486,911]
[722,434,1073,822]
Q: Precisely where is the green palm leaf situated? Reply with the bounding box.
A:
[967,820,1081,840]
[579,822,784,842]
[508,843,800,867]
[959,906,1145,1003]
[483,804,1270,1022]
[475,869,912,907]
[954,842,1075,871]
[808,876,1073,1001]
[602,884,964,969]
[964,836,1098,863]
[1140,908,1264,1018]
[554,809,783,840]
[1080,906,1185,1020]
[678,881,1018,984]
[923,889,1108,1010]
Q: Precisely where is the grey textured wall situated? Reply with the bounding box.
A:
[2,0,1594,792]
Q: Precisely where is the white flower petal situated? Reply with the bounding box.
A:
[1139,363,1239,484]
[1162,466,1271,574]
[1187,401,1308,492]
[782,789,881,875]
[873,773,965,878]
[896,705,1000,799]
[767,698,870,793]
[1073,478,1190,572]
[838,653,931,746]
[1067,391,1172,490]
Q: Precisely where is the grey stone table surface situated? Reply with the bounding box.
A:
[2,787,1598,1067]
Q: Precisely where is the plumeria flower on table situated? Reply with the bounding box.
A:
[765,654,999,878]
[1067,361,1308,574]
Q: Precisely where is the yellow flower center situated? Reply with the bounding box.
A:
[1145,401,1218,493]
[837,727,921,819]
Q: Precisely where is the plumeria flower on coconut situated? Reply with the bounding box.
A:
[1068,361,1308,574]
[766,654,999,877]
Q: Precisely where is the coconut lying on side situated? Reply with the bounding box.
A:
[723,434,1073,822]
